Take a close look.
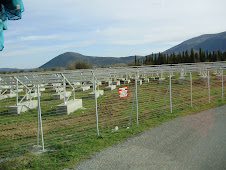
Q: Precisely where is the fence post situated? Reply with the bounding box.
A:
[222,69,224,101]
[93,74,99,136]
[37,87,40,147]
[135,71,139,125]
[63,76,66,104]
[208,70,210,103]
[16,78,18,106]
[37,84,45,151]
[169,71,172,113]
[190,72,193,107]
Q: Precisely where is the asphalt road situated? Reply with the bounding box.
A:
[73,105,226,170]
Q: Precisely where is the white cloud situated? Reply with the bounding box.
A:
[20,35,58,41]
[1,0,226,68]
[2,40,95,57]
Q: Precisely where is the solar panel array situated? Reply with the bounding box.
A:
[0,61,225,157]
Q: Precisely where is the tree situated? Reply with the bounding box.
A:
[208,52,212,62]
[212,51,217,62]
[169,53,173,64]
[158,52,164,65]
[190,48,195,63]
[145,56,148,64]
[135,55,137,65]
[166,53,169,64]
[178,52,182,63]
[185,50,189,63]
[223,52,226,61]
[218,50,223,61]
[66,60,92,70]
[154,54,157,65]
[172,52,176,64]
[150,55,154,65]
[182,51,185,63]
[195,52,199,62]
[199,48,202,62]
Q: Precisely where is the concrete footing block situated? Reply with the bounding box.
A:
[88,90,104,98]
[158,78,165,84]
[77,86,90,92]
[39,88,45,92]
[8,100,38,114]
[124,80,131,84]
[50,87,64,93]
[97,81,102,86]
[137,79,142,85]
[12,89,23,93]
[72,82,81,86]
[56,99,83,115]
[20,93,41,100]
[120,78,125,81]
[0,93,16,100]
[126,80,131,84]
[104,85,116,91]
[142,78,149,83]
[51,83,62,87]
[113,81,120,86]
[104,81,112,86]
[52,91,71,100]
[155,76,160,80]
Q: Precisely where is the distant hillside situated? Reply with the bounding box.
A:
[36,31,226,69]
[163,31,226,54]
[0,68,27,71]
[39,52,140,69]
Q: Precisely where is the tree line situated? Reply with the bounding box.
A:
[0,61,92,74]
[134,48,226,65]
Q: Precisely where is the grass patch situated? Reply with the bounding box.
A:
[0,73,226,169]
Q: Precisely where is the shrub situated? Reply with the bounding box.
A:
[66,60,92,70]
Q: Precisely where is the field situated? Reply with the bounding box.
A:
[0,69,226,169]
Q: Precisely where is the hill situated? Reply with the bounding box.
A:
[39,52,140,69]
[0,68,29,71]
[163,31,226,54]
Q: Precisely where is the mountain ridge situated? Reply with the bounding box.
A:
[1,31,226,70]
[39,52,143,69]
[163,31,226,54]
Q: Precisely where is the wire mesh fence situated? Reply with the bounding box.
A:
[0,62,226,164]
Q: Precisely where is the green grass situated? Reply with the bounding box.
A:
[0,73,226,169]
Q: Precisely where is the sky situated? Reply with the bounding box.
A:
[0,0,226,69]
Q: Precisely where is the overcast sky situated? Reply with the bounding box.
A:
[0,0,225,69]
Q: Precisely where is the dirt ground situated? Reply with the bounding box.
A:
[0,79,217,140]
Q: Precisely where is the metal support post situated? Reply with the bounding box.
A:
[169,72,172,113]
[63,76,66,104]
[37,84,45,151]
[92,72,95,93]
[208,70,210,103]
[190,72,193,107]
[16,79,18,106]
[93,75,99,136]
[37,95,40,146]
[135,71,139,125]
[222,69,224,101]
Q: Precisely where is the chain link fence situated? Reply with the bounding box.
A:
[0,62,226,164]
